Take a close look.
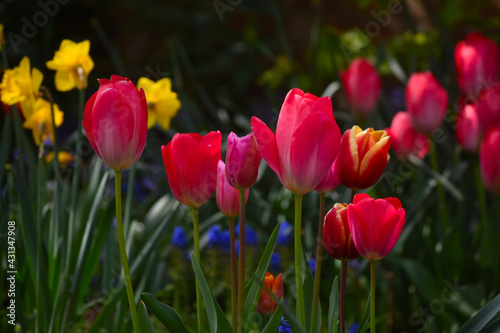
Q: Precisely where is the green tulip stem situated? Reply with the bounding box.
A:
[237,189,246,333]
[229,215,238,330]
[340,260,347,333]
[429,141,449,230]
[192,207,203,333]
[473,161,489,248]
[114,171,140,333]
[310,192,326,333]
[294,194,306,328]
[36,142,45,333]
[370,260,376,333]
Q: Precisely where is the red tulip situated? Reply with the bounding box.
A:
[251,88,341,195]
[455,102,481,152]
[161,131,222,208]
[225,132,261,190]
[216,160,248,217]
[336,126,391,190]
[387,111,429,159]
[405,72,448,134]
[256,272,283,315]
[455,32,499,97]
[347,193,406,261]
[314,158,340,193]
[477,85,500,135]
[480,127,500,194]
[323,203,359,261]
[83,75,148,171]
[340,58,382,117]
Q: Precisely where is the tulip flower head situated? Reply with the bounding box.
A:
[23,98,63,146]
[216,160,249,217]
[348,193,406,261]
[137,77,181,130]
[336,126,391,190]
[405,72,448,134]
[477,85,500,135]
[256,272,283,315]
[455,103,482,152]
[455,32,499,97]
[340,58,382,117]
[323,203,359,261]
[46,39,94,91]
[314,158,340,193]
[162,131,222,208]
[387,111,429,160]
[225,132,261,190]
[480,127,500,195]
[251,88,341,195]
[83,75,148,171]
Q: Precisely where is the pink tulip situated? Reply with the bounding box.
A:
[83,75,148,171]
[405,72,448,134]
[455,32,499,97]
[348,193,406,261]
[477,85,500,135]
[161,131,222,208]
[251,88,341,195]
[314,158,340,193]
[216,160,249,217]
[225,132,261,190]
[455,102,481,152]
[480,127,500,194]
[323,203,359,261]
[340,58,382,117]
[387,111,429,159]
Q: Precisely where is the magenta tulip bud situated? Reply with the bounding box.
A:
[455,32,500,98]
[480,127,500,195]
[340,58,382,117]
[217,160,249,217]
[405,72,448,134]
[387,111,429,160]
[225,132,261,190]
[477,85,500,135]
[455,103,481,152]
[83,75,148,171]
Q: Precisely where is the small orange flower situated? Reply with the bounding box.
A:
[256,272,283,315]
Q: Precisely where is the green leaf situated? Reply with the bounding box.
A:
[0,113,12,186]
[141,293,191,333]
[261,305,283,333]
[138,301,156,333]
[328,276,339,333]
[480,312,500,333]
[357,293,371,333]
[242,223,280,333]
[458,293,500,333]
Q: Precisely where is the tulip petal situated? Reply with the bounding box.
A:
[375,209,405,259]
[251,116,282,181]
[338,128,360,188]
[83,91,100,158]
[358,135,391,188]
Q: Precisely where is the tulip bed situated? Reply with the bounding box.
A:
[2,1,500,333]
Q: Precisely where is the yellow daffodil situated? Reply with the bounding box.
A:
[137,77,181,130]
[0,57,43,119]
[46,39,94,91]
[45,151,74,170]
[23,98,63,146]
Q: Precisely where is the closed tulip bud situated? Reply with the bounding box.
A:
[257,272,283,315]
[251,88,341,195]
[340,58,381,117]
[405,72,448,134]
[455,32,500,97]
[480,128,500,194]
[161,131,222,208]
[348,193,406,261]
[455,103,481,152]
[388,111,429,159]
[225,132,261,190]
[314,158,340,193]
[477,85,500,135]
[216,160,248,217]
[336,126,391,190]
[323,203,359,261]
[83,75,148,171]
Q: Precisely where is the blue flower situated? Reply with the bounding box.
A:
[171,226,187,248]
[276,221,292,246]
[278,316,291,333]
[269,252,281,272]
[308,258,316,276]
[349,322,359,333]
[207,225,222,248]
